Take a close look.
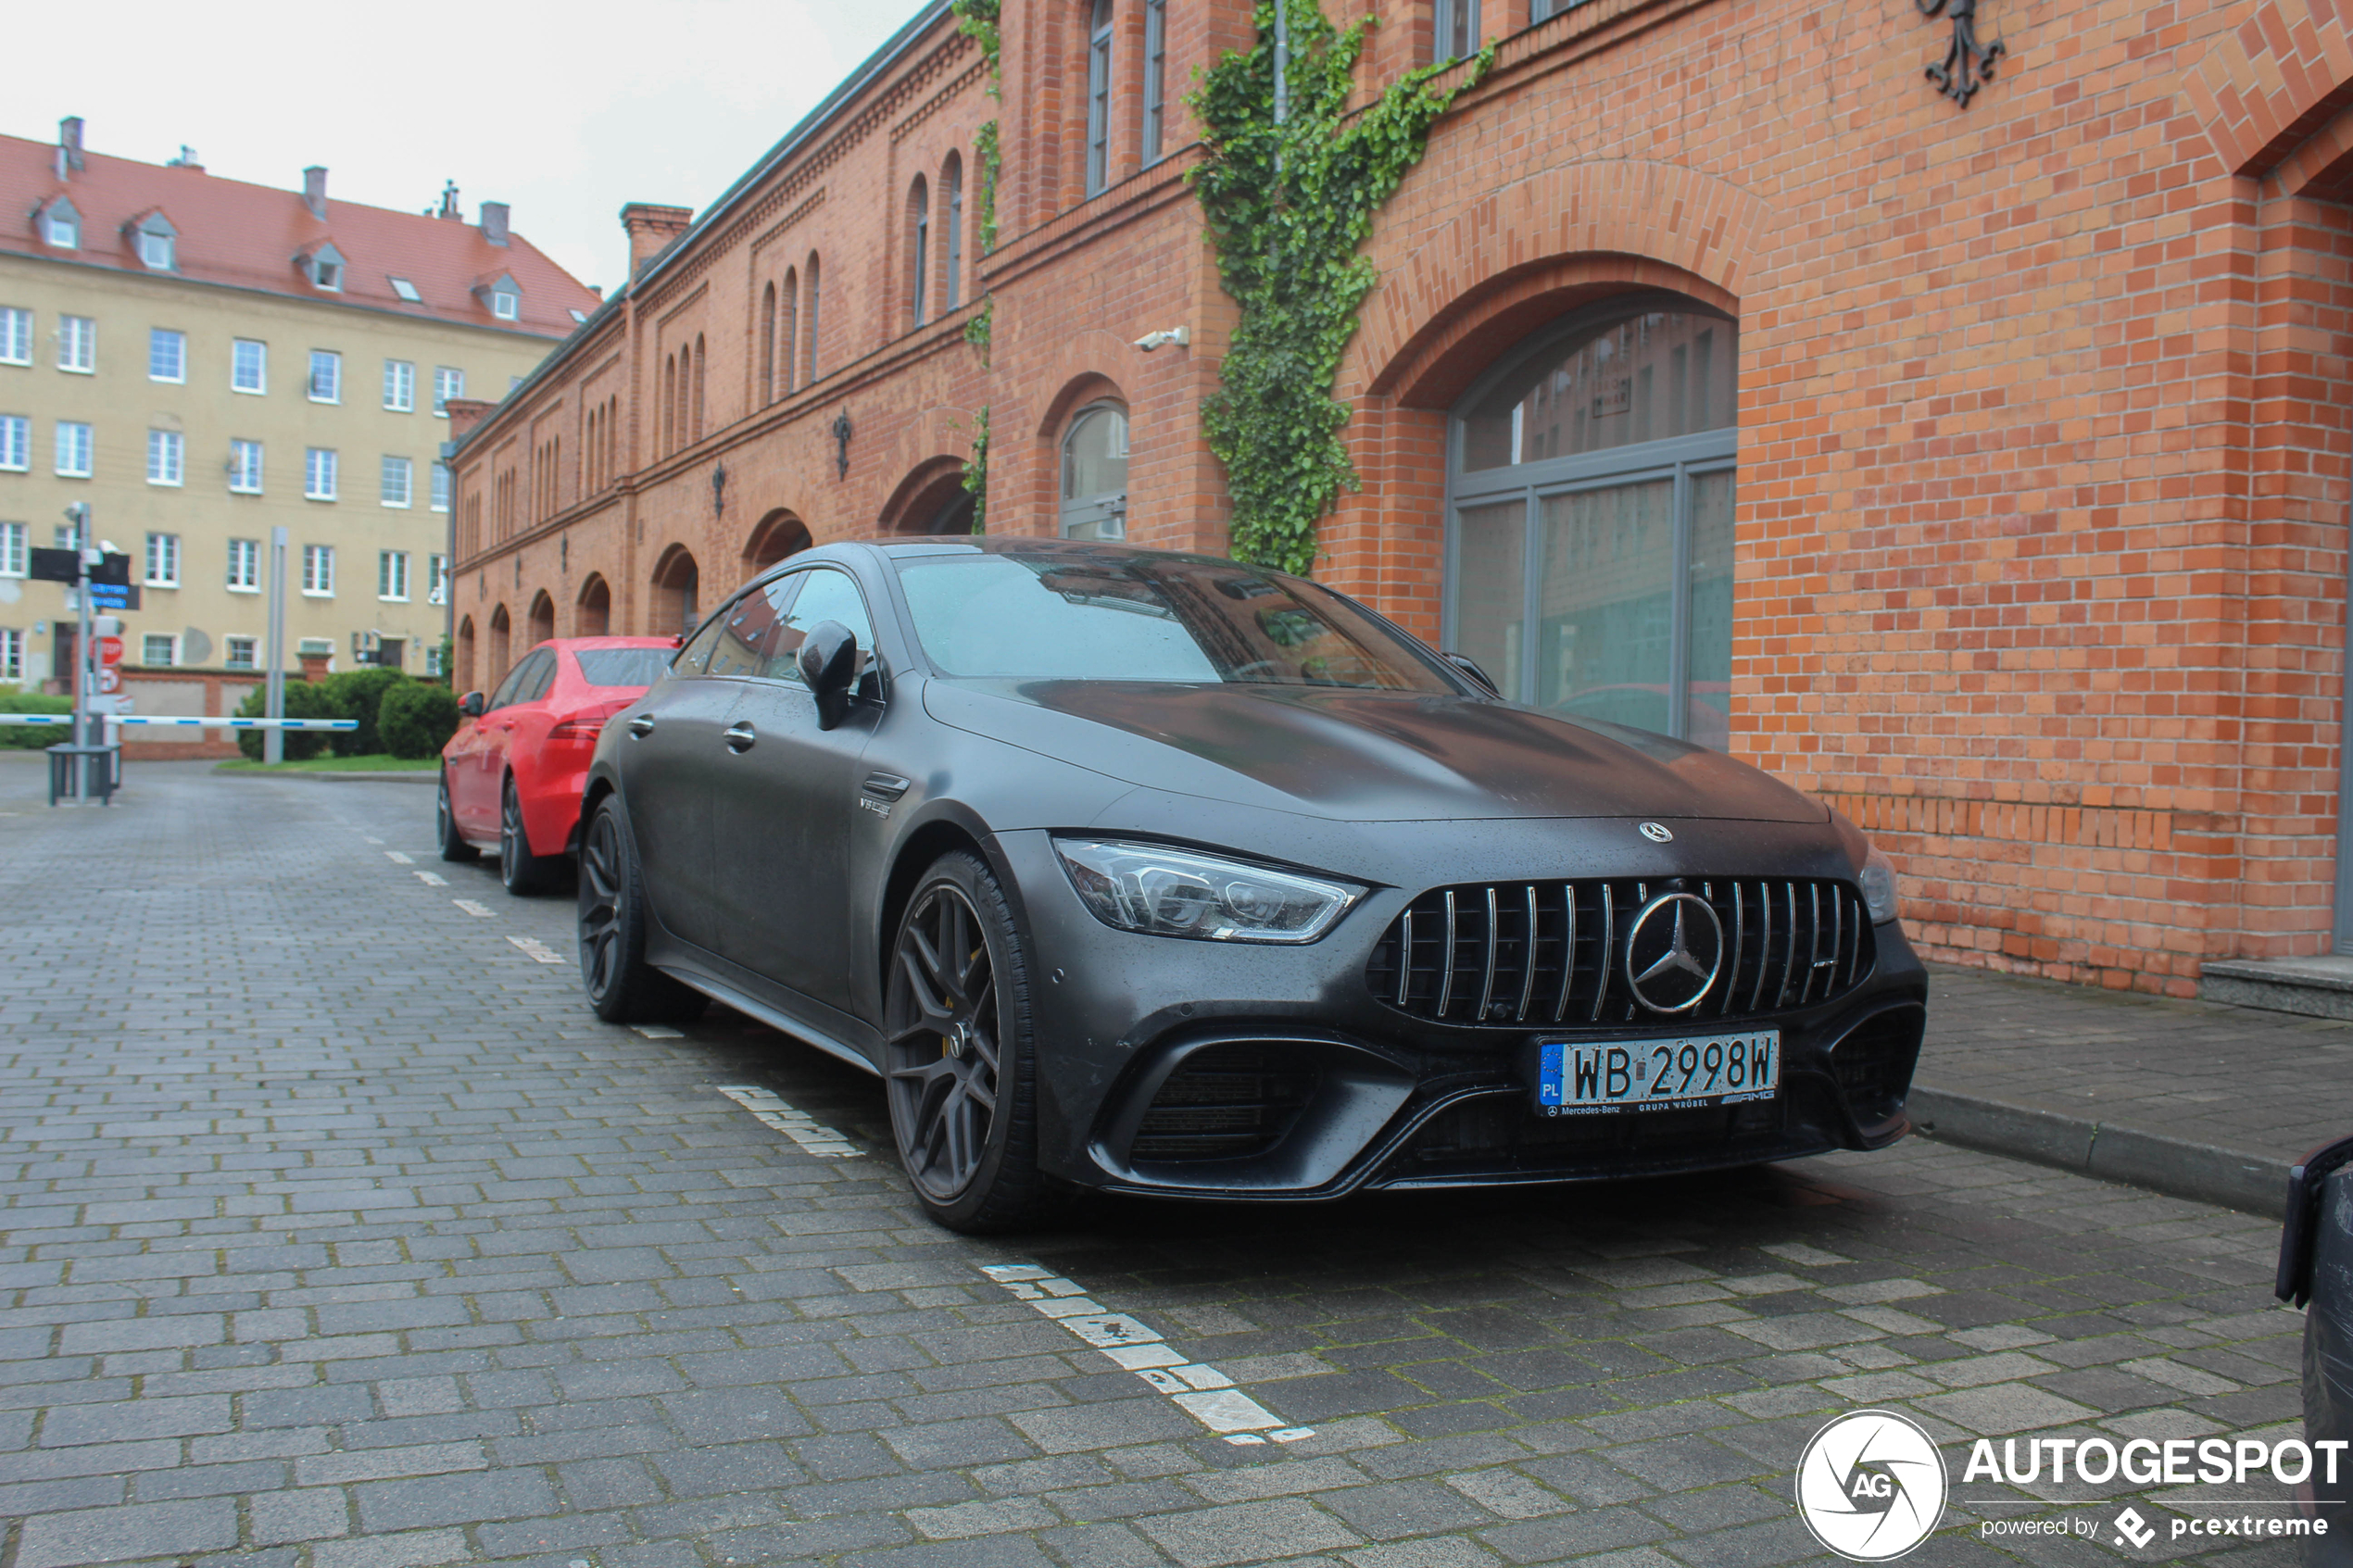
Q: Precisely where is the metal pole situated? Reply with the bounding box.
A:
[264,526,287,765]
[69,505,94,800]
[1272,0,1290,142]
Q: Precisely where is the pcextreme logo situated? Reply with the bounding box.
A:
[1795,1410,1949,1561]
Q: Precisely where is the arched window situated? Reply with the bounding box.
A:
[1142,0,1169,161]
[691,334,706,444]
[661,355,676,455]
[528,590,556,647]
[941,155,964,311]
[1086,0,1116,196]
[804,253,822,383]
[577,574,610,636]
[488,603,512,689]
[1060,402,1129,539]
[673,347,690,451]
[1446,296,1739,747]
[908,175,931,329]
[781,268,800,395]
[456,616,476,691]
[760,282,777,406]
[652,547,699,636]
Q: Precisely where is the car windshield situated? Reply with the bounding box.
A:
[892,550,1458,691]
[574,647,674,687]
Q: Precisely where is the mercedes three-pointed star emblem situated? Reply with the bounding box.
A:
[1624,892,1726,1014]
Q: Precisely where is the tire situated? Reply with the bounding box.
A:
[436,770,480,863]
[499,778,564,896]
[577,794,708,1023]
[883,850,1053,1233]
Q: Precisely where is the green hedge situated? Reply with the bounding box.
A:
[379,681,461,760]
[321,667,408,756]
[233,680,343,761]
[0,693,73,749]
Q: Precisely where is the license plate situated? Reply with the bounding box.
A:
[1536,1031,1780,1116]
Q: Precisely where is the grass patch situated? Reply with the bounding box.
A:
[216,753,440,773]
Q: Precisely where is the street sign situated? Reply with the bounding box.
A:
[89,553,132,587]
[28,547,77,584]
[96,636,123,667]
[96,669,120,695]
[82,582,143,612]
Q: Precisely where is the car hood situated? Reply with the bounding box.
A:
[922,680,1826,823]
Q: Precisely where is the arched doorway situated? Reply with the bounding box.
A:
[881,460,975,535]
[576,574,610,637]
[743,511,812,575]
[1446,295,1737,748]
[527,590,555,649]
[651,546,699,635]
[456,616,476,691]
[1060,402,1127,540]
[487,603,512,690]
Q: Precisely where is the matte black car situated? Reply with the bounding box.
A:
[2279,1134,2353,1564]
[576,538,1927,1231]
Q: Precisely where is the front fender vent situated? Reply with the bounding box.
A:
[1365,878,1875,1027]
[1128,1044,1320,1162]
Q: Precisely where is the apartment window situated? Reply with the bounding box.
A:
[145,532,181,588]
[229,440,264,494]
[0,416,27,470]
[909,175,930,328]
[433,366,463,415]
[56,422,93,478]
[44,206,78,249]
[147,429,183,486]
[1436,0,1479,58]
[310,250,345,292]
[943,157,964,311]
[384,358,414,411]
[58,316,95,373]
[1143,0,1169,162]
[227,537,260,591]
[308,349,341,404]
[381,455,412,508]
[428,554,449,606]
[380,550,410,601]
[149,328,185,383]
[143,633,177,666]
[424,642,444,676]
[297,638,333,657]
[305,448,337,500]
[2,308,33,365]
[492,290,520,321]
[232,339,266,394]
[225,636,258,669]
[389,277,422,303]
[431,460,451,513]
[0,628,21,682]
[139,228,174,270]
[1086,0,1115,195]
[0,521,24,576]
[301,544,335,596]
[54,521,80,549]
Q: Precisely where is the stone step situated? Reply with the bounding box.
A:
[2200,955,2353,1022]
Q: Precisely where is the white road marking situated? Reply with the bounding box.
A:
[508,935,566,964]
[384,850,414,864]
[634,1024,686,1039]
[363,836,384,845]
[1762,1242,1852,1268]
[979,1263,1314,1445]
[714,1085,860,1157]
[413,870,447,886]
[453,899,494,917]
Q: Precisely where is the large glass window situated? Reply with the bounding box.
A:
[1086,0,1115,195]
[1446,300,1738,748]
[1060,404,1128,540]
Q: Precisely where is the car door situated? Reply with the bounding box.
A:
[484,647,558,805]
[453,653,544,837]
[706,567,881,1011]
[613,596,761,952]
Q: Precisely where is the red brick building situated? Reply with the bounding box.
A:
[448,0,2353,995]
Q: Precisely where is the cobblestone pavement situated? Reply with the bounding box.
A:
[1917,965,2353,1168]
[0,759,2314,1568]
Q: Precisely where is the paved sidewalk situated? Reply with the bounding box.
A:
[1910,963,2353,1216]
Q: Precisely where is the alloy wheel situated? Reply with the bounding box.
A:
[578,808,623,1000]
[501,789,522,870]
[886,883,1000,1201]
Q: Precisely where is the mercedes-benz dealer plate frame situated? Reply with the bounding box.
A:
[1536,1030,1781,1117]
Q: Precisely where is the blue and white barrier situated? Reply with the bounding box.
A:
[0,714,359,730]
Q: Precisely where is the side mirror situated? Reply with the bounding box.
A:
[1442,652,1500,696]
[797,620,862,731]
[459,690,486,718]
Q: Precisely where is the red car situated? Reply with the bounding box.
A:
[439,636,678,893]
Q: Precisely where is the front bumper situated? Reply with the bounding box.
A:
[995,828,1930,1200]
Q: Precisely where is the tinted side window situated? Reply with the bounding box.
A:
[522,651,559,704]
[486,650,549,711]
[675,597,746,677]
[764,569,875,685]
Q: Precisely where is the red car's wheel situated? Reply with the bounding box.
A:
[499,779,564,896]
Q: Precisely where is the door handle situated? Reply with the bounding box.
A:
[627,715,655,739]
[724,721,757,753]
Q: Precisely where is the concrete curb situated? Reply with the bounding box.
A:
[1906,1085,2291,1219]
[212,768,438,785]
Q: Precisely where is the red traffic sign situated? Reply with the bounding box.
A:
[96,668,121,695]
[96,636,124,667]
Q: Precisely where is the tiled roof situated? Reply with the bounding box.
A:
[0,133,599,338]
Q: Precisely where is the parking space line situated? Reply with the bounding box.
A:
[413,870,447,886]
[978,1262,1315,1446]
[507,935,566,964]
[453,898,494,917]
[634,1024,686,1039]
[714,1085,861,1157]
[384,850,414,864]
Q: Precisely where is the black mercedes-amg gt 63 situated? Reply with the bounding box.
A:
[577,537,1926,1231]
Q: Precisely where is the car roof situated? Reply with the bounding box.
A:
[794,535,1299,577]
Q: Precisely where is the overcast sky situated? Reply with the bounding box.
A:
[13,0,934,295]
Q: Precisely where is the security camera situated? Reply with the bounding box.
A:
[1134,326,1190,352]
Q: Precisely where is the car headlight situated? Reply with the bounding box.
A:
[1053,838,1363,944]
[1859,845,1901,925]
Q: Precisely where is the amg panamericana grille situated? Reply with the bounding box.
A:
[1365,878,1875,1026]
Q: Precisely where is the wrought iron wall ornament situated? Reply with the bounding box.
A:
[711,464,728,520]
[831,409,854,480]
[1919,0,2002,106]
